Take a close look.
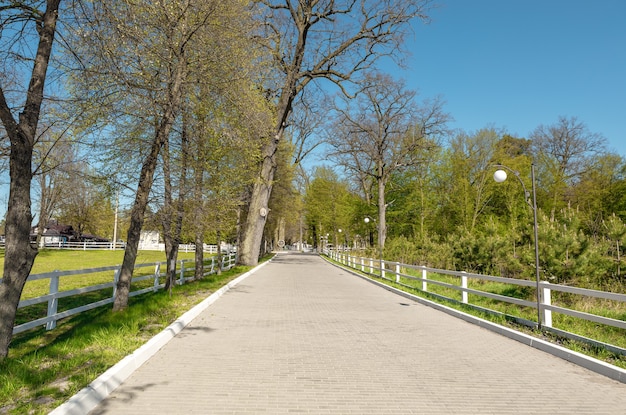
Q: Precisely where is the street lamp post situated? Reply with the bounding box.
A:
[493,163,542,329]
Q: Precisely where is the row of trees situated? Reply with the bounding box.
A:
[0,0,433,360]
[304,117,626,292]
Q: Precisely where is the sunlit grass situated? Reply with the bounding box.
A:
[1,249,197,300]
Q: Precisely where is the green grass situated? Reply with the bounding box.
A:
[335,258,626,370]
[6,249,199,328]
[2,249,197,300]
[0,250,257,415]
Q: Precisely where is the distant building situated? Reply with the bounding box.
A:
[139,230,160,250]
[30,221,109,247]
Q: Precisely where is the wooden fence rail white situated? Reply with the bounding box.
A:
[10,252,236,335]
[20,241,226,253]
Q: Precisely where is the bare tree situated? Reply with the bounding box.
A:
[328,72,449,250]
[237,0,434,265]
[530,116,607,215]
[33,129,74,244]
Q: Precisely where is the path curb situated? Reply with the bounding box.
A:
[49,260,270,415]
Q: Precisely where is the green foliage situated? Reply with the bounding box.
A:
[311,125,626,292]
[304,167,360,247]
[448,217,511,274]
[383,236,418,265]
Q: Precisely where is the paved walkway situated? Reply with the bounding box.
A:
[86,252,626,414]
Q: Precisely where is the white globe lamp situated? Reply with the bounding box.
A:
[493,169,507,183]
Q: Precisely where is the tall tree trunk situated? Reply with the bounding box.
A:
[237,143,275,265]
[163,115,189,291]
[378,172,387,253]
[238,30,301,266]
[0,135,38,359]
[113,61,185,312]
[0,0,61,360]
[193,120,206,280]
[216,229,222,275]
[194,230,205,279]
[162,138,177,292]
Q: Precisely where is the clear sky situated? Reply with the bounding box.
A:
[394,0,626,155]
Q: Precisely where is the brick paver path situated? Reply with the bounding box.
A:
[89,252,626,414]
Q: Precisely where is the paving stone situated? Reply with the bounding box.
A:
[87,252,626,414]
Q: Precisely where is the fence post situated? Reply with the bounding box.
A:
[461,271,468,304]
[361,257,365,272]
[369,258,374,274]
[381,259,385,279]
[422,267,428,291]
[179,260,185,285]
[542,283,553,328]
[395,263,401,283]
[113,267,121,298]
[153,263,161,291]
[46,272,60,330]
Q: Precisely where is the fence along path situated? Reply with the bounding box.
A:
[12,253,236,335]
[72,252,626,415]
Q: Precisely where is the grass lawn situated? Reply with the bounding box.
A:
[0,249,197,275]
[0,249,252,415]
[3,249,197,300]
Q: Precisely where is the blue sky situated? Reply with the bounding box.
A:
[393,0,626,155]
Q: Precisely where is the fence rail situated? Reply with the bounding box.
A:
[12,240,229,253]
[327,250,626,352]
[12,252,236,335]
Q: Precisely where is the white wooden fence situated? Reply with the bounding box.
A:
[35,240,227,253]
[328,250,626,354]
[11,252,236,335]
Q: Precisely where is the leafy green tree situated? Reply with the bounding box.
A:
[328,73,449,251]
[449,217,510,275]
[536,207,608,287]
[604,163,626,221]
[571,153,625,234]
[385,142,442,242]
[33,129,73,244]
[55,164,112,238]
[304,167,358,249]
[436,128,502,233]
[600,214,626,284]
[69,0,262,311]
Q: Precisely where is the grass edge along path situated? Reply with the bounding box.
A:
[0,257,266,415]
[324,256,626,372]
